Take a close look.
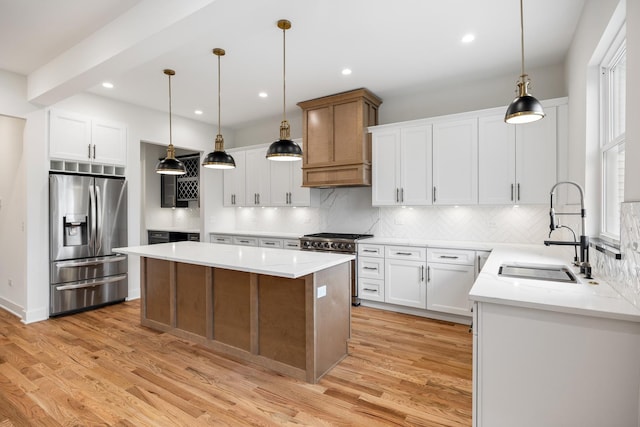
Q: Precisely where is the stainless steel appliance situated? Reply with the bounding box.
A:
[49,173,128,316]
[300,232,373,306]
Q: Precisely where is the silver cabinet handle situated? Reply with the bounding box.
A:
[517,183,521,201]
[363,249,377,253]
[396,188,399,203]
[363,266,378,270]
[88,143,92,159]
[55,274,127,291]
[258,193,260,205]
[363,288,378,292]
[427,266,431,282]
[433,186,437,203]
[238,240,250,244]
[401,188,404,203]
[264,242,276,246]
[439,255,459,259]
[395,252,412,256]
[420,265,425,282]
[93,144,96,159]
[216,238,227,242]
[511,183,514,201]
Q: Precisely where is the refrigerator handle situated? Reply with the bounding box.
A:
[88,183,97,255]
[95,184,103,254]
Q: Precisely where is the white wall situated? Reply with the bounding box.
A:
[626,0,640,201]
[0,116,26,316]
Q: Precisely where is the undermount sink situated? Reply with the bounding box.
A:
[498,262,578,284]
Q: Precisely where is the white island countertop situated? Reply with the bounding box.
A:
[114,241,354,279]
[470,246,640,322]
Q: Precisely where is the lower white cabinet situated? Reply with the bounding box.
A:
[209,233,300,250]
[426,248,476,317]
[384,246,427,309]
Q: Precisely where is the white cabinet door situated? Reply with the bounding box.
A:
[91,119,127,165]
[269,160,291,206]
[432,118,478,205]
[223,151,245,206]
[288,157,310,206]
[400,125,433,205]
[372,129,401,206]
[427,262,475,316]
[245,148,270,206]
[49,109,92,162]
[478,115,516,204]
[515,106,557,204]
[385,258,427,309]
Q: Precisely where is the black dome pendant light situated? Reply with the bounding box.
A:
[156,69,186,175]
[202,48,236,169]
[504,0,545,124]
[266,19,303,161]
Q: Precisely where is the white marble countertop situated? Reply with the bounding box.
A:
[209,230,303,239]
[114,241,353,279]
[470,246,640,322]
[148,227,200,234]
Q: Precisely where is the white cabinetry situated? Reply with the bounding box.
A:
[432,118,478,205]
[245,148,270,206]
[473,301,640,427]
[426,248,476,317]
[49,109,127,167]
[269,140,310,206]
[384,246,427,309]
[478,106,558,205]
[223,150,245,207]
[358,244,385,302]
[372,125,433,206]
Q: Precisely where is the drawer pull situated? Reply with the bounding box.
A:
[264,242,276,245]
[239,240,250,244]
[363,288,378,292]
[363,249,378,253]
[395,252,413,256]
[363,267,378,270]
[439,255,459,259]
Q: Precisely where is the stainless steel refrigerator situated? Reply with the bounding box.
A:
[49,173,128,316]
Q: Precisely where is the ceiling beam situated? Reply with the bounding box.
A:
[27,0,217,106]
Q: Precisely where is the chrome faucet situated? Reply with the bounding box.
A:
[543,181,592,279]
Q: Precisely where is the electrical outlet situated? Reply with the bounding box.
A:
[317,285,327,298]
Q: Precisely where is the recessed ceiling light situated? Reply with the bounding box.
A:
[259,92,268,98]
[102,82,114,89]
[194,110,203,115]
[341,68,352,76]
[461,33,475,43]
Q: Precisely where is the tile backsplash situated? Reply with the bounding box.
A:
[591,202,640,309]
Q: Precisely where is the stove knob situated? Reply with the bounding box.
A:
[331,242,337,249]
[337,243,345,250]
[346,243,353,251]
[323,242,331,249]
[303,241,310,248]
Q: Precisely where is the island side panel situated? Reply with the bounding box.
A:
[213,268,252,352]
[258,274,309,370]
[312,262,351,381]
[143,257,172,328]
[175,263,209,337]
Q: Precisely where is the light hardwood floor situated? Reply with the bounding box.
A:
[0,300,472,426]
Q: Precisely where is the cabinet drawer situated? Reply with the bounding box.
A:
[427,248,475,265]
[283,239,301,250]
[358,244,384,258]
[385,246,426,261]
[232,236,258,246]
[259,238,283,249]
[358,278,385,302]
[210,234,232,244]
[358,257,385,280]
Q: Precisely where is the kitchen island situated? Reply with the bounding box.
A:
[115,241,354,383]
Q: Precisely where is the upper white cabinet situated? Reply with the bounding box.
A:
[244,147,271,206]
[223,143,313,207]
[372,125,433,206]
[432,118,478,205]
[49,109,127,166]
[223,150,246,207]
[269,140,311,206]
[479,106,558,205]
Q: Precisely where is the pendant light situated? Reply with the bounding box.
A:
[266,19,303,161]
[504,0,545,124]
[156,69,186,175]
[202,48,236,169]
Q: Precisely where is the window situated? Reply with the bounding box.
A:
[600,29,625,241]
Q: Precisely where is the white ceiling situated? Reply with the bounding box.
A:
[0,0,585,129]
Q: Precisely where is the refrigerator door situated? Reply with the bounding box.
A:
[49,174,94,261]
[94,177,128,257]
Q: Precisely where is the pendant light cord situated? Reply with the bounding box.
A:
[519,0,525,78]
[168,72,173,147]
[217,53,222,136]
[282,24,287,122]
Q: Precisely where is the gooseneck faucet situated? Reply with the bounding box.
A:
[543,181,591,278]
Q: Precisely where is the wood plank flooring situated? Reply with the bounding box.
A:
[0,301,472,426]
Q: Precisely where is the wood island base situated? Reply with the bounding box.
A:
[140,257,351,383]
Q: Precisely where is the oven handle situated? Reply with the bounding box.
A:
[55,274,127,291]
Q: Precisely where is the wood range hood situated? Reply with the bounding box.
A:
[297,88,382,188]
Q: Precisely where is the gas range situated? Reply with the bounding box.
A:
[300,233,374,254]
